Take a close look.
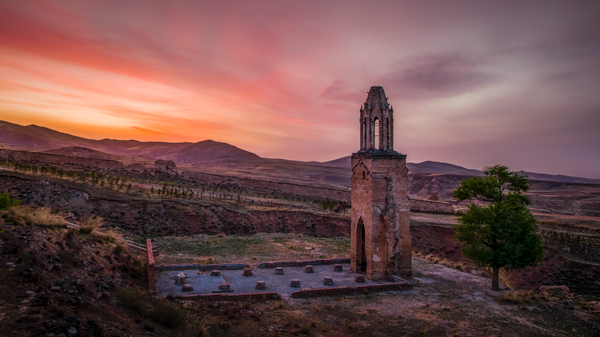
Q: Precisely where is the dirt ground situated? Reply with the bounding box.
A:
[176,257,600,337]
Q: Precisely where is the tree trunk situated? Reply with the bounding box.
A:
[492,266,500,291]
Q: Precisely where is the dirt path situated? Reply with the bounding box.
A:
[252,258,600,336]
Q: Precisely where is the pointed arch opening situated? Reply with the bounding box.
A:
[373,117,380,150]
[356,217,367,272]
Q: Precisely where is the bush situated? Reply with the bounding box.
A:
[117,288,146,314]
[127,255,147,279]
[0,191,20,210]
[6,206,67,229]
[112,240,129,255]
[151,299,185,327]
[79,216,103,234]
[91,229,120,244]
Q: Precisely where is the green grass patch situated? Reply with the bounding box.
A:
[152,233,350,265]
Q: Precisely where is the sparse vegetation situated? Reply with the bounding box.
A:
[79,215,103,234]
[117,288,147,314]
[91,229,120,244]
[151,299,185,328]
[148,233,350,265]
[0,190,20,210]
[5,205,67,229]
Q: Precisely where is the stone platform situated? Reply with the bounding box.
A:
[155,263,409,299]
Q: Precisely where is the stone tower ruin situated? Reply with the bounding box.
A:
[350,86,412,280]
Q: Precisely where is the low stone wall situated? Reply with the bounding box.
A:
[290,282,412,298]
[176,292,281,302]
[410,198,455,214]
[258,258,350,268]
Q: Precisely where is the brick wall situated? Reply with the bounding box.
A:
[290,282,411,298]
[175,292,281,302]
[146,239,155,291]
[257,258,350,268]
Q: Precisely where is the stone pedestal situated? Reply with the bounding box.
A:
[182,284,193,292]
[275,267,284,275]
[304,265,314,273]
[243,268,253,276]
[355,275,365,283]
[290,279,301,288]
[334,264,343,272]
[218,283,232,292]
[255,281,266,290]
[323,277,334,286]
[210,270,221,276]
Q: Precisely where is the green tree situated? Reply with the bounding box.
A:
[453,165,544,290]
[0,190,20,210]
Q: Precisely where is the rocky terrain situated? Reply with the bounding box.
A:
[1,215,599,336]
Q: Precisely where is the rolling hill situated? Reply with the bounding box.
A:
[2,120,599,185]
[0,120,262,166]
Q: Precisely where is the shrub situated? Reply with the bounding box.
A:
[79,216,103,234]
[112,240,129,255]
[91,229,120,244]
[151,299,185,327]
[6,206,67,229]
[0,190,20,210]
[497,289,535,304]
[117,288,147,314]
[127,255,147,279]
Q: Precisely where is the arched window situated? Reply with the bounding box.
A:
[373,118,380,149]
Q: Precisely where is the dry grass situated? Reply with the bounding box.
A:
[117,288,147,314]
[5,206,67,229]
[194,256,217,265]
[79,215,103,234]
[497,289,536,304]
[91,229,120,244]
[151,299,185,328]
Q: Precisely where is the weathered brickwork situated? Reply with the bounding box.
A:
[146,239,156,291]
[351,87,412,280]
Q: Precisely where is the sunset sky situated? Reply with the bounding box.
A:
[0,1,599,178]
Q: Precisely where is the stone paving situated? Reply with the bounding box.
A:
[155,263,398,298]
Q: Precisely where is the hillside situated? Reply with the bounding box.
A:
[0,121,263,166]
[41,146,118,160]
[3,120,600,185]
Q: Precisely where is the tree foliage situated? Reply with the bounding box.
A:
[453,165,544,290]
[0,190,21,210]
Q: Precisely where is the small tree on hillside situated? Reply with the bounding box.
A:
[453,165,544,291]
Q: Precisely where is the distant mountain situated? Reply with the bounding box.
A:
[0,120,263,166]
[321,156,351,168]
[160,140,261,165]
[3,120,599,185]
[406,161,483,176]
[321,155,600,185]
[42,146,117,160]
[321,156,482,175]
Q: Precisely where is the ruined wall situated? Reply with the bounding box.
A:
[409,198,455,214]
[351,153,411,280]
[0,149,124,171]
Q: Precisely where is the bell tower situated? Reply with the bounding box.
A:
[351,86,412,280]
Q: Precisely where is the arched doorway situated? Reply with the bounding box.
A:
[357,218,367,272]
